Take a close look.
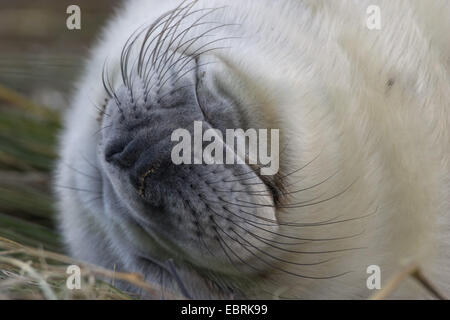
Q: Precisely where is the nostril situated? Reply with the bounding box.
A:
[105,145,123,162]
[105,140,134,168]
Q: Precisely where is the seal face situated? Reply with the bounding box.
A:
[98,70,279,278]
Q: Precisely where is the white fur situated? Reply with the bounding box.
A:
[56,0,450,298]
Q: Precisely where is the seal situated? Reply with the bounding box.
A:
[55,0,450,299]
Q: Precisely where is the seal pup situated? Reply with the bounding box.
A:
[55,0,450,299]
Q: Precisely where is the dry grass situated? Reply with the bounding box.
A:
[0,236,131,300]
[0,236,184,300]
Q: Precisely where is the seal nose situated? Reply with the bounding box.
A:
[104,137,137,169]
[104,131,175,187]
[104,131,178,207]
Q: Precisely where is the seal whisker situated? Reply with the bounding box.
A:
[229,229,353,279]
[54,184,101,194]
[62,163,99,181]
